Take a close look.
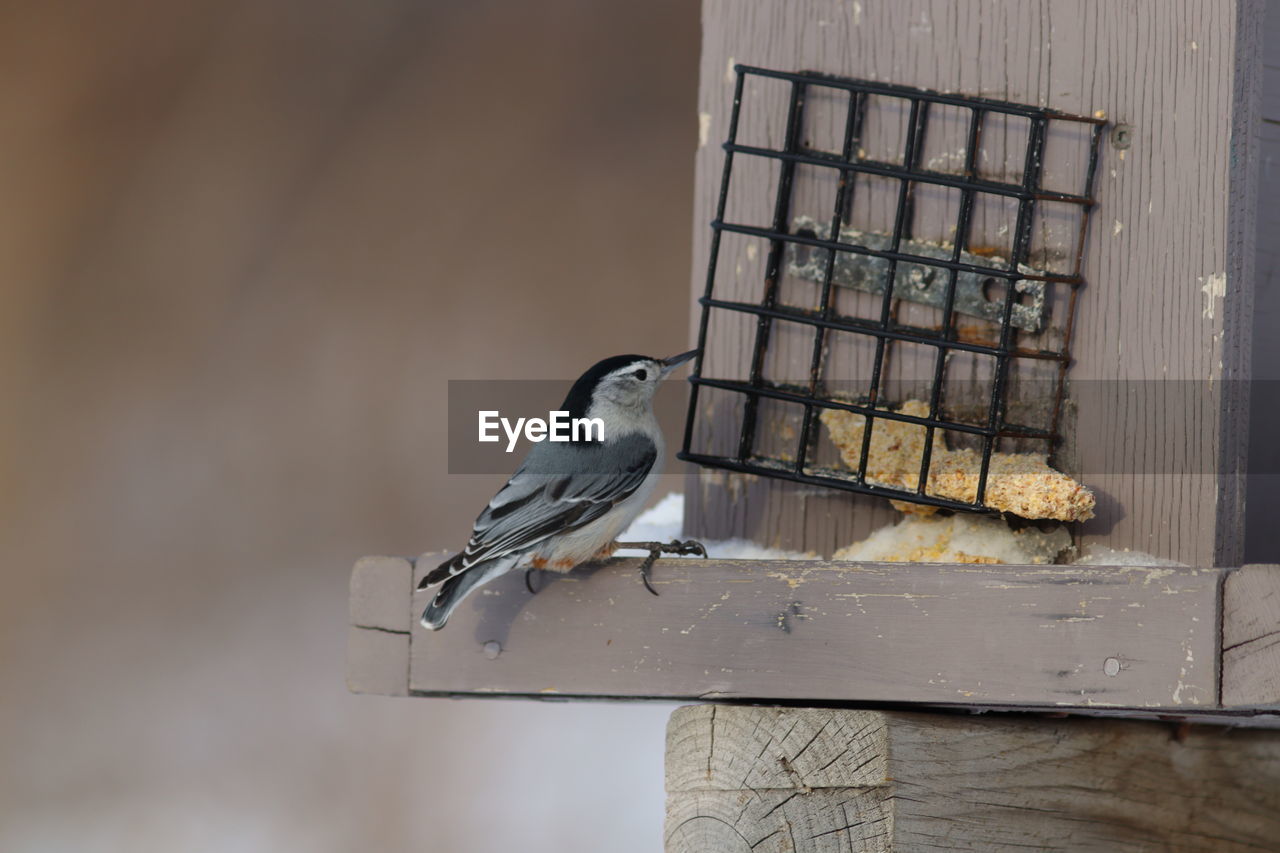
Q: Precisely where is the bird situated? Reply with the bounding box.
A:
[418,350,706,630]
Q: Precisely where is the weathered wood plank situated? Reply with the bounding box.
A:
[347,625,409,697]
[405,556,1219,709]
[350,555,414,633]
[1223,563,1280,706]
[1247,0,1280,561]
[666,789,892,853]
[1222,0,1263,567]
[346,556,412,696]
[685,0,1261,568]
[666,704,888,793]
[665,705,1280,852]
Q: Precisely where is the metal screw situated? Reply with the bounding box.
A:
[1103,656,1121,677]
[1110,124,1133,150]
[483,641,502,660]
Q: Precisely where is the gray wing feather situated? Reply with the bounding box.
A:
[425,434,657,585]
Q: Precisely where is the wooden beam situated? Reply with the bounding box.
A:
[1223,564,1280,707]
[685,0,1262,567]
[403,555,1220,709]
[665,705,1280,852]
[1246,0,1280,561]
[347,555,412,696]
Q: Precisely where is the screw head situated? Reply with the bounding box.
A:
[1110,124,1133,150]
[1103,656,1121,677]
[483,641,502,660]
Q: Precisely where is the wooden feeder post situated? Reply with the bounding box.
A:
[685,0,1264,568]
[348,1,1280,849]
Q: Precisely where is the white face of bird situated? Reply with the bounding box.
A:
[591,358,665,410]
[590,350,697,413]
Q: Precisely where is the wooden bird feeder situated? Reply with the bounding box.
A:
[351,2,1280,848]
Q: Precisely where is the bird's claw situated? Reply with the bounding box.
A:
[668,539,708,559]
[639,551,661,596]
[614,538,709,596]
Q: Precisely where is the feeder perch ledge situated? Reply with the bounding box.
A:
[348,556,1280,720]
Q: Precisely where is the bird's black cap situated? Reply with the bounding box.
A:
[560,354,650,419]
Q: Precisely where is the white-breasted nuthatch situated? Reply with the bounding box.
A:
[418,350,705,629]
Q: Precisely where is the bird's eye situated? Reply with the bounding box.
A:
[633,369,648,381]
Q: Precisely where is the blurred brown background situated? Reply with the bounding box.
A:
[0,1,699,850]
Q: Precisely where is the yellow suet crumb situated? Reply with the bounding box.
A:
[820,400,1095,521]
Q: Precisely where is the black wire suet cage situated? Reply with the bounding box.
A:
[679,65,1106,513]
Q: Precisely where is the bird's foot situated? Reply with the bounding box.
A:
[614,539,709,596]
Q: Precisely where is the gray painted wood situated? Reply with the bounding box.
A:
[1223,563,1280,706]
[347,626,409,697]
[404,555,1219,709]
[665,705,1280,852]
[684,0,1261,568]
[1223,0,1263,566]
[346,556,412,696]
[350,555,414,633]
[1246,0,1280,562]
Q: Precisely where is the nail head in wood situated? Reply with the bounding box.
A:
[1110,122,1134,149]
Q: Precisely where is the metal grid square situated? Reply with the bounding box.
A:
[679,65,1106,513]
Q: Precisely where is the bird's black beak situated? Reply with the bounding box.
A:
[659,349,698,377]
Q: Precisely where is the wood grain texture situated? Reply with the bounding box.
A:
[665,705,1280,852]
[1223,564,1280,706]
[346,556,412,696]
[684,0,1261,568]
[666,789,891,853]
[405,556,1220,709]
